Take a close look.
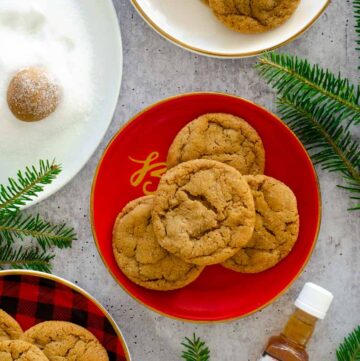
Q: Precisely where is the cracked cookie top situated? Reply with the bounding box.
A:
[113,196,204,291]
[222,175,299,273]
[21,321,108,361]
[209,0,300,33]
[152,160,256,265]
[167,113,265,175]
[0,310,23,341]
[0,340,49,361]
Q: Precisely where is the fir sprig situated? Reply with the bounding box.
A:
[337,326,360,361]
[257,52,360,210]
[181,334,210,361]
[0,160,76,272]
[257,52,360,125]
[277,94,360,210]
[0,160,61,218]
[0,213,75,250]
[0,244,54,273]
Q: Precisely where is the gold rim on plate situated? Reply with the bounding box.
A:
[130,0,331,58]
[0,269,132,361]
[90,91,322,324]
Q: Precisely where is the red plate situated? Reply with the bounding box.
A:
[0,270,130,361]
[91,92,320,322]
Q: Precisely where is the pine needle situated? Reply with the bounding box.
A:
[0,160,75,272]
[0,213,76,250]
[277,94,360,210]
[256,50,360,211]
[0,160,61,217]
[181,334,210,361]
[337,326,360,361]
[0,244,54,273]
[257,52,360,124]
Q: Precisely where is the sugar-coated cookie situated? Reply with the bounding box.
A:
[222,175,299,273]
[113,196,204,291]
[209,0,300,33]
[167,113,265,175]
[0,340,49,361]
[152,160,256,265]
[22,321,109,361]
[0,309,23,341]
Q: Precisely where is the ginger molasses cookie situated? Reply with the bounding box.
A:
[0,340,49,361]
[22,321,108,361]
[209,0,300,33]
[0,309,23,341]
[152,160,256,265]
[113,196,204,291]
[222,175,299,273]
[167,113,265,175]
[7,67,61,122]
[210,0,251,15]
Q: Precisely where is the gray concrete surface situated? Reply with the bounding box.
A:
[28,0,359,360]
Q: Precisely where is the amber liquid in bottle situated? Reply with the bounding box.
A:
[262,308,318,361]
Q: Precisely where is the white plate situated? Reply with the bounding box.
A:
[0,0,122,206]
[130,0,330,58]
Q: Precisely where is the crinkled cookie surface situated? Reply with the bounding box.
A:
[153,160,256,265]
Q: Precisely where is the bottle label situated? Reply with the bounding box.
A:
[258,353,280,361]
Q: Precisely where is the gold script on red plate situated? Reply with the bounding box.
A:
[129,152,167,195]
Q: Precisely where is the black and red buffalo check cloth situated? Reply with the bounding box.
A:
[0,272,129,361]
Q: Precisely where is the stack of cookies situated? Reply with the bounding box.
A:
[205,0,301,34]
[0,309,109,361]
[113,113,299,291]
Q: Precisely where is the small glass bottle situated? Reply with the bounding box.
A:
[259,282,334,361]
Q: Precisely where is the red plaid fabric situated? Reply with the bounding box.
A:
[0,273,129,361]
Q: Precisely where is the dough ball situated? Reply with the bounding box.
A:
[7,67,61,122]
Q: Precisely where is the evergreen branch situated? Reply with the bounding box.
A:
[276,93,360,210]
[257,52,360,124]
[0,244,53,273]
[0,213,76,250]
[0,160,61,217]
[181,334,210,361]
[337,326,360,361]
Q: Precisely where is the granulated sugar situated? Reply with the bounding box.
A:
[0,0,94,161]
